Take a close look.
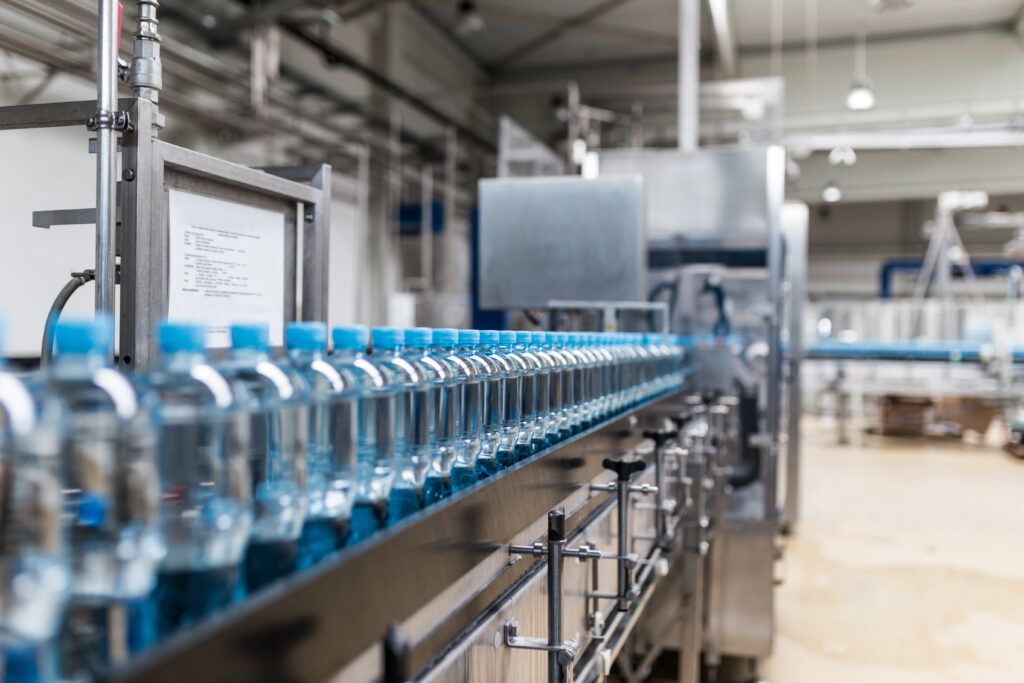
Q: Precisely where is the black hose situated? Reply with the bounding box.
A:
[647,279,678,331]
[729,393,761,489]
[40,270,94,366]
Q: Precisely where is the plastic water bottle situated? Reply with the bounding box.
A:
[330,325,395,544]
[444,330,482,492]
[528,332,556,449]
[145,322,252,639]
[482,331,516,470]
[0,323,69,683]
[285,322,356,566]
[565,333,589,433]
[547,333,574,441]
[460,330,502,479]
[404,328,457,505]
[369,327,431,525]
[48,315,162,672]
[500,332,532,462]
[219,323,308,594]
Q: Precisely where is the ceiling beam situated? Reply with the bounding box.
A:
[706,0,736,76]
[476,1,675,49]
[490,0,636,72]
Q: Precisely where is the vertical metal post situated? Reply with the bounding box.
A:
[679,447,707,683]
[677,0,700,152]
[546,509,566,683]
[95,0,119,315]
[616,478,630,612]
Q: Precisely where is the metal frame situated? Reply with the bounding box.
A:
[0,96,330,367]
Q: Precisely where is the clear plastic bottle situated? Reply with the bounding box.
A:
[0,323,69,683]
[530,332,559,449]
[48,315,162,671]
[146,322,252,639]
[548,333,575,441]
[285,322,356,567]
[445,330,483,492]
[369,327,431,525]
[483,331,517,470]
[218,323,308,594]
[406,328,457,505]
[466,330,502,478]
[504,332,534,462]
[565,333,589,433]
[330,325,395,544]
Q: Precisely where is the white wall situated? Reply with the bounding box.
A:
[0,68,98,356]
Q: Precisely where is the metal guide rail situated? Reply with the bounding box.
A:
[105,391,706,683]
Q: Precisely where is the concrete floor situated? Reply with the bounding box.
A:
[763,419,1024,683]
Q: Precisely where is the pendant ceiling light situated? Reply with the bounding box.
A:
[846,29,875,111]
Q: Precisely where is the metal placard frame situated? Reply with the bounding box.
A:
[0,96,331,368]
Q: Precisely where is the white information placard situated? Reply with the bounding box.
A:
[167,189,286,347]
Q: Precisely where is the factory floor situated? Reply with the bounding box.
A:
[762,417,1024,683]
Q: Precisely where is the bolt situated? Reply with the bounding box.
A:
[123,168,135,181]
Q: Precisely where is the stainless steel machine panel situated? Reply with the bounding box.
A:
[705,518,776,659]
[599,147,785,246]
[477,176,645,309]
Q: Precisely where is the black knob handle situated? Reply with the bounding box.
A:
[642,428,678,446]
[548,507,566,542]
[383,622,410,683]
[602,458,646,482]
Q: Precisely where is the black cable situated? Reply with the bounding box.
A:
[40,270,94,366]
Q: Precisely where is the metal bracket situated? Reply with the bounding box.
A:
[504,620,579,666]
[86,109,132,131]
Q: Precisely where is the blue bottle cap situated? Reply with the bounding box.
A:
[286,321,327,351]
[333,325,369,351]
[372,326,403,351]
[55,313,114,356]
[158,321,207,354]
[479,329,499,346]
[544,331,558,346]
[498,330,517,346]
[556,332,568,345]
[230,323,270,351]
[405,327,432,349]
[531,331,545,346]
[432,328,458,347]
[458,329,480,346]
[515,330,533,345]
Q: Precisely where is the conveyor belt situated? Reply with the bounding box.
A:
[805,339,1024,363]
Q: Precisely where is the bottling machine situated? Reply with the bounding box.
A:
[0,1,805,679]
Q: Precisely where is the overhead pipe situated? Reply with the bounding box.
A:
[677,0,699,151]
[94,0,120,315]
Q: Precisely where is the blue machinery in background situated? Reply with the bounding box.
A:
[878,258,1024,298]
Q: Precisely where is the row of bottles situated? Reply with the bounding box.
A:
[0,317,685,681]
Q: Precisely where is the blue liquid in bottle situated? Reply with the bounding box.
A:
[408,328,458,506]
[369,328,431,526]
[218,323,308,595]
[147,321,252,639]
[285,322,356,567]
[0,318,70,683]
[330,325,395,545]
[47,315,163,675]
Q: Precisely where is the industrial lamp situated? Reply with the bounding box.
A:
[846,29,875,111]
[822,181,842,203]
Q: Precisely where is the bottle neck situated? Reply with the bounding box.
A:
[287,348,325,364]
[231,347,270,363]
[457,344,478,354]
[52,352,108,375]
[160,349,206,371]
[432,344,456,354]
[333,348,365,361]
